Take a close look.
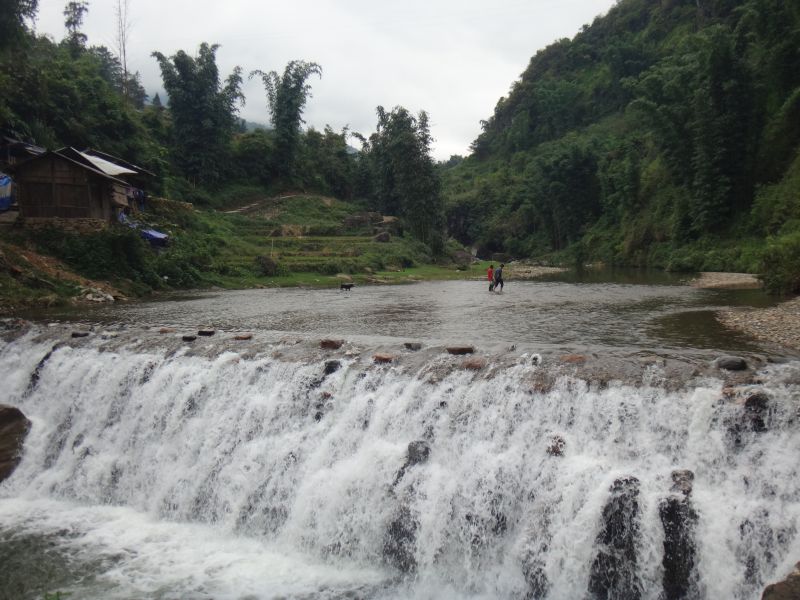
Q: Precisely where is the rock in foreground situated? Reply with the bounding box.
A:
[762,562,800,600]
[0,405,31,483]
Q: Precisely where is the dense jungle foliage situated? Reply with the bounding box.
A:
[441,0,800,292]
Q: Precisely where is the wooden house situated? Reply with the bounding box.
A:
[11,147,150,230]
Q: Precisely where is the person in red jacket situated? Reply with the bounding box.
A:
[487,264,495,292]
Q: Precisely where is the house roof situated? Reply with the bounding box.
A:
[78,150,138,176]
[12,149,131,185]
[82,148,156,177]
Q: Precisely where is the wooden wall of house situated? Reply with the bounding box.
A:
[17,156,111,220]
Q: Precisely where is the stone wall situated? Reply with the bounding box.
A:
[22,217,109,233]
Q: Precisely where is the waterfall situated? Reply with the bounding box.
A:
[1,326,799,600]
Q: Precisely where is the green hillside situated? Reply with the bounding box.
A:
[442,0,800,293]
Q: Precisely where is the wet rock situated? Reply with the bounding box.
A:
[589,476,643,600]
[182,335,197,342]
[392,441,431,487]
[560,354,587,364]
[407,441,431,466]
[320,339,344,350]
[743,392,770,432]
[547,435,566,457]
[762,561,800,600]
[159,327,176,334]
[715,356,748,371]
[404,342,422,351]
[234,333,253,341]
[462,357,486,371]
[0,405,32,483]
[373,353,395,364]
[522,551,550,599]
[383,504,417,572]
[671,469,695,496]
[28,343,63,391]
[324,360,341,375]
[198,329,216,336]
[660,477,698,600]
[729,392,771,444]
[446,346,474,355]
[71,331,90,338]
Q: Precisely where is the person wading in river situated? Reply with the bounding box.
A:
[494,263,505,292]
[487,264,495,292]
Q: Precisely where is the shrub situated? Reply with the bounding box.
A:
[759,232,800,295]
[254,255,288,276]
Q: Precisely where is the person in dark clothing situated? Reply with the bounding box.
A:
[494,263,504,291]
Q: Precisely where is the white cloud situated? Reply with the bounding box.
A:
[34,0,617,160]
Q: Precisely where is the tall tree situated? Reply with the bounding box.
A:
[63,1,89,53]
[152,43,243,185]
[114,0,130,102]
[362,106,445,251]
[251,60,321,179]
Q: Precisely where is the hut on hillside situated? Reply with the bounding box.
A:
[10,147,152,230]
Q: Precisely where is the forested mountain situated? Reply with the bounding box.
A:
[442,0,800,291]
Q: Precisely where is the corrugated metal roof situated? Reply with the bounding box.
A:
[77,150,137,176]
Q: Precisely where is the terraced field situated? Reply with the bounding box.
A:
[146,193,473,287]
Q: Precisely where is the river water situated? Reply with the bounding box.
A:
[1,274,798,599]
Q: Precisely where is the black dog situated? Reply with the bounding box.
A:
[340,283,354,291]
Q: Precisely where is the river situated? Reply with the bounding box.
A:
[1,273,798,599]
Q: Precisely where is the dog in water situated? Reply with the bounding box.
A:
[340,283,354,291]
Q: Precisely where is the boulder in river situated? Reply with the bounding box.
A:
[404,342,422,351]
[462,357,486,371]
[660,473,699,600]
[0,405,31,483]
[728,392,771,445]
[373,353,395,364]
[383,504,417,572]
[323,360,341,375]
[589,476,643,600]
[392,441,431,487]
[715,356,748,371]
[198,329,216,337]
[446,346,474,355]
[234,333,253,341]
[762,561,800,600]
[407,441,431,466]
[182,335,197,342]
[320,339,344,350]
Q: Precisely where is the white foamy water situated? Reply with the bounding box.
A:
[1,329,799,599]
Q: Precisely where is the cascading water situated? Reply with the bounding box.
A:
[1,313,799,599]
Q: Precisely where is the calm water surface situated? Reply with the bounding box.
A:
[18,269,782,354]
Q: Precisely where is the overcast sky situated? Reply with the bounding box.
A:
[34,0,617,160]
